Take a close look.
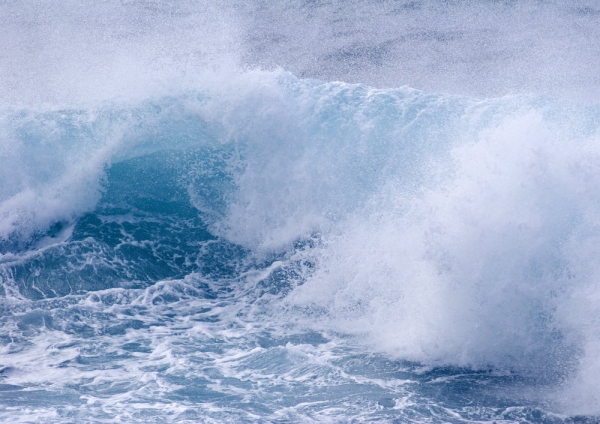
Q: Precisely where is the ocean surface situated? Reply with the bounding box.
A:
[2,1,600,422]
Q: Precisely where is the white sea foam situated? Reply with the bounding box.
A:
[281,103,600,414]
[2,0,600,419]
[2,68,600,415]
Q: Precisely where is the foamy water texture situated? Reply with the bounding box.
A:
[2,1,600,423]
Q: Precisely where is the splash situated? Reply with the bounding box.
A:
[2,0,600,422]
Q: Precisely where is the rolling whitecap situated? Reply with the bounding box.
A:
[2,1,600,422]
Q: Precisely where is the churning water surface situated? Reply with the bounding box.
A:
[1,1,600,422]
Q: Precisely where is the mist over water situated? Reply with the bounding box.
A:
[1,1,600,422]
[3,0,600,104]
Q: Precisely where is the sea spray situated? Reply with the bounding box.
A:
[2,1,600,421]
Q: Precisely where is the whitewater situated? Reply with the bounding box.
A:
[2,0,600,422]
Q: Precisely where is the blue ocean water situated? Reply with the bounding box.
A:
[2,1,600,422]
